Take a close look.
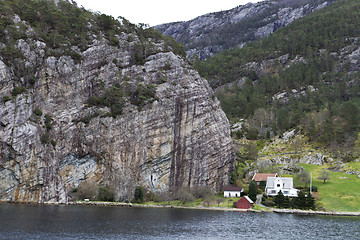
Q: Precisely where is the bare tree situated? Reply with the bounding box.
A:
[317,169,331,184]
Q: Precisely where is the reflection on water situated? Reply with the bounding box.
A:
[0,204,359,239]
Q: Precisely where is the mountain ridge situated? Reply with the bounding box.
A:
[156,0,336,60]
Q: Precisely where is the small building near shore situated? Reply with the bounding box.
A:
[252,173,278,188]
[223,186,244,198]
[233,196,254,209]
[265,177,299,197]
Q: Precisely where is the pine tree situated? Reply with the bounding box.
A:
[248,180,258,202]
[294,191,307,209]
[306,194,316,210]
[274,190,285,208]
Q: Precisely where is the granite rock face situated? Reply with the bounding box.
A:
[156,0,336,60]
[0,17,234,203]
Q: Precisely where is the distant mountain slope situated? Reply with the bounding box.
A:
[156,0,336,60]
[195,0,360,156]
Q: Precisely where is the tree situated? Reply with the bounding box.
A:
[317,169,331,184]
[176,188,195,204]
[259,181,266,190]
[294,191,307,209]
[77,179,98,200]
[283,196,291,209]
[291,136,304,156]
[274,190,285,208]
[306,194,315,210]
[216,198,224,207]
[203,194,215,207]
[295,169,310,187]
[248,180,258,202]
[134,185,144,203]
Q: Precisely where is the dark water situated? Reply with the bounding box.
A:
[0,204,359,240]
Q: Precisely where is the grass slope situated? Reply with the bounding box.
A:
[301,163,360,212]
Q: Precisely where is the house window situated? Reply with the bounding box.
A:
[271,190,276,194]
[277,184,280,187]
[284,191,289,194]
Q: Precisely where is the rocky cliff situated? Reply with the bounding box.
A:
[0,1,234,203]
[156,0,336,60]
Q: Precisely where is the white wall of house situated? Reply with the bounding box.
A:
[265,177,299,197]
[224,191,241,198]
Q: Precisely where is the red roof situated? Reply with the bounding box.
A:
[223,186,243,191]
[252,173,277,182]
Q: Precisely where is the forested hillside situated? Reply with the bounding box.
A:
[195,0,360,157]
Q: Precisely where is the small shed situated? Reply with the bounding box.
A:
[233,196,254,209]
[223,186,244,198]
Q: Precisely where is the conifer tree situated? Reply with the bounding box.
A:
[248,180,258,202]
[274,190,285,208]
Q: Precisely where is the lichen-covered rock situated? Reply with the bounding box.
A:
[0,18,234,203]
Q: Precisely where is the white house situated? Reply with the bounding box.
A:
[265,177,299,197]
[223,186,244,198]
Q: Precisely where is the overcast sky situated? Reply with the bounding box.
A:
[74,0,262,26]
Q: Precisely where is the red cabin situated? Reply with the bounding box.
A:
[233,196,254,209]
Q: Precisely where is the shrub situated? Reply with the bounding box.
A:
[40,133,50,144]
[97,185,114,202]
[192,186,213,199]
[134,185,144,203]
[176,188,195,204]
[44,114,52,131]
[3,95,10,102]
[262,199,275,207]
[34,108,43,117]
[78,180,98,200]
[11,86,26,96]
[312,185,318,192]
[50,140,56,147]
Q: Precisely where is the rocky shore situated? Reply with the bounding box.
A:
[68,201,360,216]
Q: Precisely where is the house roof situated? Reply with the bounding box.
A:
[266,177,294,189]
[244,196,254,204]
[223,186,243,192]
[252,173,277,182]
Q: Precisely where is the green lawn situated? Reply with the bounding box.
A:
[300,163,360,212]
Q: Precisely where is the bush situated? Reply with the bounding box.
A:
[192,186,213,199]
[11,86,26,96]
[44,114,53,131]
[312,185,318,192]
[134,185,144,203]
[97,185,114,202]
[262,199,275,207]
[78,180,98,200]
[176,188,195,204]
[50,140,56,147]
[34,108,43,117]
[40,133,50,144]
[3,95,10,102]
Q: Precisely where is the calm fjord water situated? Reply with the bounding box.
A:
[0,204,359,239]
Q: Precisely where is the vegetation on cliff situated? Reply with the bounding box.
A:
[0,0,185,89]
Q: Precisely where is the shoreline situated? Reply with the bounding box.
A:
[2,201,360,217]
[68,201,360,216]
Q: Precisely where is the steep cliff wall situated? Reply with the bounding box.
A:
[0,10,234,203]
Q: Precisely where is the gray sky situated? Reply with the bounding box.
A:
[74,0,262,26]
